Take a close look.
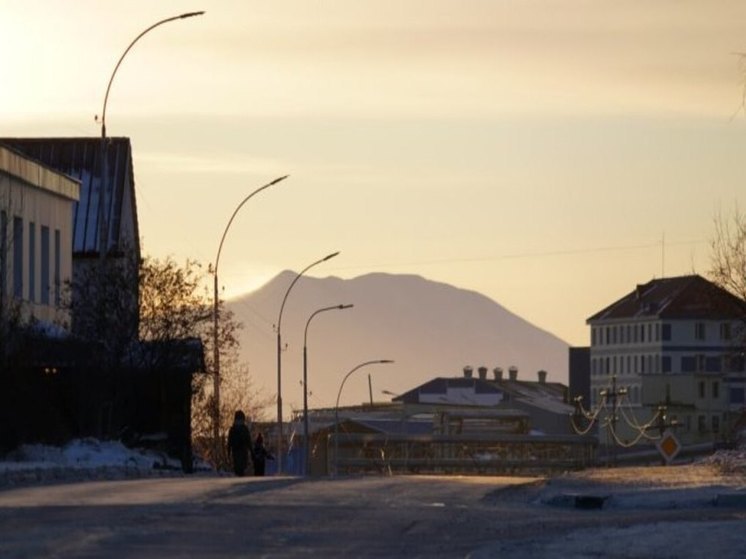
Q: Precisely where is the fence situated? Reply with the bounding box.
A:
[326,433,598,476]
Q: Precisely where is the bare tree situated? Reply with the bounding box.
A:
[710,207,746,303]
[138,256,271,467]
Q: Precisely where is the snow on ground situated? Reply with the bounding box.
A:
[0,438,210,487]
[472,452,746,559]
[2,441,746,557]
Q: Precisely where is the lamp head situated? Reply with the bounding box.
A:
[271,174,290,185]
[323,251,340,262]
[180,11,205,18]
[339,304,354,310]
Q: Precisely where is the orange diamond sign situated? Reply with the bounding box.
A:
[657,429,681,465]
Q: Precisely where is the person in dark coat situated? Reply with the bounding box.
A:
[227,410,251,476]
[252,432,274,476]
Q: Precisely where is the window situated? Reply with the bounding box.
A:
[28,222,35,303]
[662,356,671,373]
[731,387,745,405]
[641,325,646,343]
[54,229,61,306]
[696,354,706,372]
[0,210,7,295]
[698,415,706,433]
[41,226,50,305]
[698,381,705,399]
[694,322,705,341]
[720,323,732,340]
[662,323,671,341]
[626,325,631,344]
[712,415,720,434]
[13,216,23,299]
[655,323,660,342]
[705,357,722,373]
[592,328,597,346]
[713,381,719,400]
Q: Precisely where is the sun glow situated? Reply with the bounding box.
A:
[219,262,277,300]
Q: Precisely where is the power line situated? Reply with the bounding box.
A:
[328,239,708,272]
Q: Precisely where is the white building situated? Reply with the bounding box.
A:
[0,144,80,327]
[587,275,746,444]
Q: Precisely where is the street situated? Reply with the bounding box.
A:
[0,473,744,558]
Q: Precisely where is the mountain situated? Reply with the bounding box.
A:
[226,272,569,416]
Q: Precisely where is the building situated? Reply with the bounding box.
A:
[586,275,746,446]
[0,137,141,335]
[0,143,80,328]
[393,365,574,435]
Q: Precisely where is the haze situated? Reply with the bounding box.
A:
[2,1,746,347]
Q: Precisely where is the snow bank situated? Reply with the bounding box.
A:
[0,438,208,488]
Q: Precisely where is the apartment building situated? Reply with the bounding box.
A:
[587,275,746,445]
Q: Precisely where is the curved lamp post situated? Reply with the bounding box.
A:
[334,359,394,476]
[276,251,340,473]
[212,175,288,458]
[98,11,205,258]
[302,304,354,475]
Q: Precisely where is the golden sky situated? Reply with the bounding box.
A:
[2,0,746,347]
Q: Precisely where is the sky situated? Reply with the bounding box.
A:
[2,0,746,347]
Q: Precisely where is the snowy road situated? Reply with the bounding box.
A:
[0,473,745,558]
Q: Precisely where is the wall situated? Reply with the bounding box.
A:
[0,145,79,326]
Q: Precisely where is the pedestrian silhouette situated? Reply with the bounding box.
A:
[227,410,251,476]
[252,432,274,476]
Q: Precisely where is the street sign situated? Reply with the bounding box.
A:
[656,429,681,465]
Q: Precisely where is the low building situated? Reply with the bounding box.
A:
[393,365,574,435]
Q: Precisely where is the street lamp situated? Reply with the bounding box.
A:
[276,251,340,473]
[334,360,394,476]
[303,304,354,475]
[98,11,205,258]
[212,175,288,460]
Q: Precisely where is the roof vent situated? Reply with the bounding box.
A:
[478,366,488,380]
[493,367,503,381]
[508,366,518,381]
[538,370,547,384]
[463,366,473,379]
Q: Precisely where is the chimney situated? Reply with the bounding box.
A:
[537,370,547,384]
[508,366,518,382]
[478,366,488,380]
[463,366,473,379]
[493,367,503,381]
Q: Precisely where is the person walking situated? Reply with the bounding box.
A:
[227,410,251,476]
[252,432,274,476]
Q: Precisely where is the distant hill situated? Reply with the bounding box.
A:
[226,272,569,416]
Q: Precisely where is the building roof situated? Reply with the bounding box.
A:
[587,274,746,322]
[393,375,572,414]
[0,137,139,258]
[0,143,80,201]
